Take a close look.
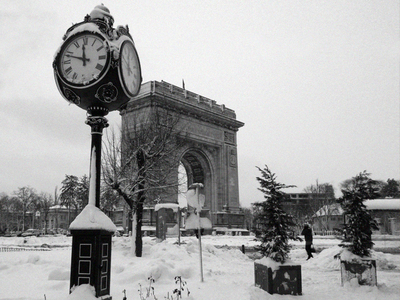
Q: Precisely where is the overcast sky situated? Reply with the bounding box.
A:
[0,1,399,207]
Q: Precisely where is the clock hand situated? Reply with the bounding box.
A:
[122,57,133,75]
[82,44,87,67]
[66,54,91,62]
[122,57,130,66]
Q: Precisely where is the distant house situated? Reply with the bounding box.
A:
[282,192,330,213]
[45,205,78,232]
[312,203,344,234]
[312,199,400,235]
[364,199,400,235]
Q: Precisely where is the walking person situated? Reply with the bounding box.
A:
[301,223,314,260]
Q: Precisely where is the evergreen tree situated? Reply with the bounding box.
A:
[337,171,379,257]
[253,165,297,263]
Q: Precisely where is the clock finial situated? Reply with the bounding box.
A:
[90,4,114,26]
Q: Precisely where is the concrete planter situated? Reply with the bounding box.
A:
[254,262,302,295]
[340,259,377,286]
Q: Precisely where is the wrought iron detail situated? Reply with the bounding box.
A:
[85,115,109,133]
[116,25,132,39]
[110,53,119,69]
[63,88,81,105]
[95,82,118,103]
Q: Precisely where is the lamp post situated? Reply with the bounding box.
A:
[53,5,142,299]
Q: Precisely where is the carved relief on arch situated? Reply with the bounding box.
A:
[224,131,236,145]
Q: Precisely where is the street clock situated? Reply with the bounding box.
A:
[53,4,142,114]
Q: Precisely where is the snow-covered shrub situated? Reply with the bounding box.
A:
[337,171,379,257]
[252,165,298,263]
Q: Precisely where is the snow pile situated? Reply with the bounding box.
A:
[48,268,70,281]
[112,237,250,286]
[304,246,342,270]
[66,284,97,300]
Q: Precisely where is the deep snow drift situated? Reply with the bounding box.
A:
[0,235,399,300]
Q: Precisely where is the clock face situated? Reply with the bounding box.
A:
[58,33,109,86]
[119,40,141,97]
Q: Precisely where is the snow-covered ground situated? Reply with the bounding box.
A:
[0,235,399,300]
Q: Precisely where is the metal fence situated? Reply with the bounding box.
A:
[0,246,51,252]
[314,230,338,236]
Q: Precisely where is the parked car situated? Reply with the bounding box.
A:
[20,229,42,237]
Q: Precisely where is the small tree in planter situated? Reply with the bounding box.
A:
[253,165,302,295]
[337,171,379,286]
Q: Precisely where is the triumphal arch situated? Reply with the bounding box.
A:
[121,81,245,229]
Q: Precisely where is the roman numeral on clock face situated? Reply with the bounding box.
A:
[96,64,104,71]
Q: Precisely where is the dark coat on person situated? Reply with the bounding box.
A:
[301,225,313,245]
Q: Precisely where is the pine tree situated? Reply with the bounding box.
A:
[253,165,297,263]
[337,171,379,257]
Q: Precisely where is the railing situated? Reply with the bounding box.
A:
[314,230,339,236]
[0,246,51,252]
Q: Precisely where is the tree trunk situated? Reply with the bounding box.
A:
[128,209,133,233]
[135,201,143,257]
[135,149,146,257]
[130,212,137,256]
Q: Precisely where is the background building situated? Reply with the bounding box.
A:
[312,199,400,235]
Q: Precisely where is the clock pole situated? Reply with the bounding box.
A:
[86,107,109,208]
[53,4,142,299]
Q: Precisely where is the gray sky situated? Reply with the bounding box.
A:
[1,1,399,207]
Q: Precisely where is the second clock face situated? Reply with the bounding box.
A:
[119,40,141,97]
[59,33,109,86]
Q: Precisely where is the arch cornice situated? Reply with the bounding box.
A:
[121,81,244,131]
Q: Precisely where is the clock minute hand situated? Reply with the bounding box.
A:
[122,57,133,75]
[82,44,87,67]
[66,54,90,63]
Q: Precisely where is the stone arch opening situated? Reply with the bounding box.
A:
[179,149,213,211]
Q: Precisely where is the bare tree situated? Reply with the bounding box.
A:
[304,180,336,230]
[102,105,185,257]
[14,187,37,231]
[39,192,55,234]
[100,184,120,217]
